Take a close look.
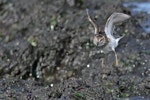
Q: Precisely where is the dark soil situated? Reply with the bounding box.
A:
[0,0,149,99]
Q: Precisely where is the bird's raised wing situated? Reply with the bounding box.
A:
[86,9,100,34]
[104,13,130,38]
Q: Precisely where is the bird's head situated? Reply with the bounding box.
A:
[93,34,106,47]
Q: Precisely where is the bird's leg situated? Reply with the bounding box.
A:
[114,50,119,66]
[101,58,104,67]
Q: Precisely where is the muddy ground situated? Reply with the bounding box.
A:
[0,0,149,99]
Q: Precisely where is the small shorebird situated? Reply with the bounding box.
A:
[86,9,130,66]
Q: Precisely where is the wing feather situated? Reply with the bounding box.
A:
[104,13,130,38]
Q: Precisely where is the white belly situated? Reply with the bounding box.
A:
[102,37,118,53]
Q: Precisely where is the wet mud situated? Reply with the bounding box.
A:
[0,0,149,99]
